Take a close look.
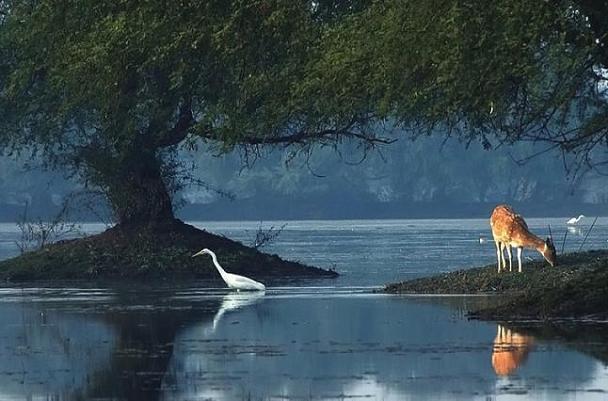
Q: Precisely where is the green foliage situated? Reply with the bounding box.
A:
[0,1,606,223]
[0,1,368,156]
[4,1,599,163]
[0,1,382,223]
[309,0,607,162]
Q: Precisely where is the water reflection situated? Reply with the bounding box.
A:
[86,290,222,401]
[0,289,606,400]
[162,293,603,401]
[211,291,266,332]
[502,322,608,367]
[491,324,535,376]
[0,303,116,400]
[0,287,222,401]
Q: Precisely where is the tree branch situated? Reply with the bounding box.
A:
[243,130,395,146]
[202,126,396,147]
[155,98,194,148]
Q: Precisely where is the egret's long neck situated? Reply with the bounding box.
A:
[210,254,228,278]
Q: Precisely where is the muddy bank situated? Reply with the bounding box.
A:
[0,220,337,282]
[385,250,608,320]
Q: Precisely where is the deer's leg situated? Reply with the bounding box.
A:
[506,245,513,272]
[500,243,507,272]
[495,241,502,272]
[517,247,523,273]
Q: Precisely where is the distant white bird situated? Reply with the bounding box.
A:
[479,236,487,244]
[567,215,585,225]
[192,248,266,291]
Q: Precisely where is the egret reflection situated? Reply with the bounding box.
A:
[567,226,583,236]
[211,291,266,332]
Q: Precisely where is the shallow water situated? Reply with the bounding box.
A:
[195,218,608,286]
[0,218,607,400]
[1,218,607,286]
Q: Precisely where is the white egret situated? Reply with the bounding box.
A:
[192,248,266,291]
[567,215,585,225]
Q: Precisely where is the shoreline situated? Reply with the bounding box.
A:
[384,250,608,320]
[0,220,337,282]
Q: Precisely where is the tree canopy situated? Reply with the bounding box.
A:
[0,0,387,223]
[0,0,606,224]
[0,0,384,154]
[312,0,608,170]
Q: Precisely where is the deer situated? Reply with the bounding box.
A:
[490,204,557,273]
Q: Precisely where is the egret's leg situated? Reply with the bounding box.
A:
[517,247,523,273]
[506,245,513,272]
[495,241,502,272]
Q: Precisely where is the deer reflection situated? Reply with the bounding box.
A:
[492,324,535,376]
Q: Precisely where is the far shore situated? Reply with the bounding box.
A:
[1,200,607,223]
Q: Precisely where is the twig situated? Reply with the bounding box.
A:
[578,216,599,252]
[561,230,568,254]
[14,195,83,254]
[251,222,287,249]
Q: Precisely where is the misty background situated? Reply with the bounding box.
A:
[1,136,607,222]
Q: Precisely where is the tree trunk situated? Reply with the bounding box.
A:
[103,151,175,225]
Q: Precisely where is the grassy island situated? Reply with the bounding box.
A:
[385,250,608,320]
[0,220,337,282]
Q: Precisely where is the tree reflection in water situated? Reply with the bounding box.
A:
[0,289,605,401]
[85,289,221,401]
[0,287,222,401]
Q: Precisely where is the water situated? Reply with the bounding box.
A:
[196,218,608,286]
[0,218,607,400]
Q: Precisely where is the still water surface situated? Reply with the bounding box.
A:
[0,218,607,400]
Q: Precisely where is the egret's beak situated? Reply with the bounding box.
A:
[192,250,203,258]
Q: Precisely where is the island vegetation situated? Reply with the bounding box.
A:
[0,1,607,280]
[385,250,608,320]
[0,220,336,282]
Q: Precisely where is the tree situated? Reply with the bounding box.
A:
[1,0,606,228]
[311,0,608,174]
[0,0,386,226]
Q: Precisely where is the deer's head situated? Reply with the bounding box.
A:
[542,237,557,267]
